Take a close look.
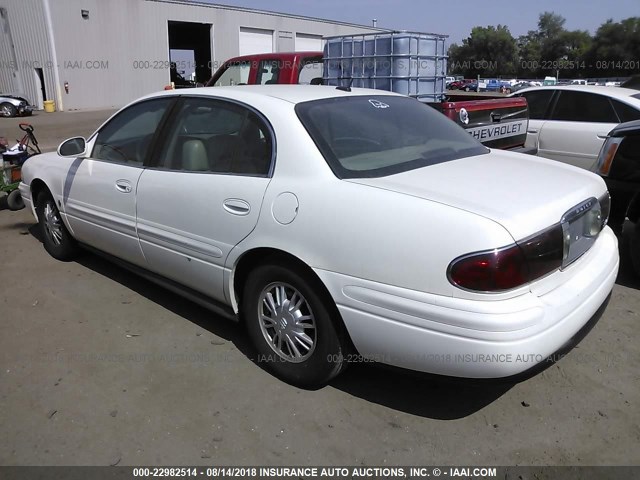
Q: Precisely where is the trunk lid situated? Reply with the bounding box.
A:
[346,149,607,241]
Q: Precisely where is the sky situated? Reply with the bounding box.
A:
[199,0,639,45]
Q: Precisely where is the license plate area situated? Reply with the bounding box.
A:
[561,197,602,269]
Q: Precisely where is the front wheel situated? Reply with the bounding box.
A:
[36,191,78,261]
[0,102,17,118]
[243,263,347,387]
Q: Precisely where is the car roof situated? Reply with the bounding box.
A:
[513,84,640,102]
[141,85,404,105]
[222,51,323,63]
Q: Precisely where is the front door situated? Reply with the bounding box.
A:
[62,98,174,266]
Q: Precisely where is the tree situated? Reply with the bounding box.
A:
[517,30,542,77]
[538,13,569,68]
[448,25,518,78]
[517,12,591,78]
[584,17,640,76]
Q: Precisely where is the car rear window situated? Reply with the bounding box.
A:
[295,95,488,178]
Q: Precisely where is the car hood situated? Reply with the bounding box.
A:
[346,149,607,241]
[0,94,29,104]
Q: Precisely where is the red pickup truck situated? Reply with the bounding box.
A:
[204,52,531,152]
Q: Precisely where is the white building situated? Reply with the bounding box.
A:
[0,0,381,111]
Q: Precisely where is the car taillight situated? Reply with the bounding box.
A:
[448,224,563,292]
[596,137,622,176]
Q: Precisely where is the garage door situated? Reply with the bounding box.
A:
[239,27,274,56]
[295,33,323,52]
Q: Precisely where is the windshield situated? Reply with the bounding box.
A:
[295,95,488,178]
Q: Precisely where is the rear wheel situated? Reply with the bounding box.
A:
[6,189,24,211]
[36,191,78,261]
[0,102,17,118]
[243,263,347,387]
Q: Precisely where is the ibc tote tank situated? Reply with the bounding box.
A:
[323,31,448,103]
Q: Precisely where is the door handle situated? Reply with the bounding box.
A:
[115,179,132,193]
[527,129,538,134]
[223,198,250,216]
[597,133,609,140]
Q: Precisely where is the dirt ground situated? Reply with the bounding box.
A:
[0,110,639,466]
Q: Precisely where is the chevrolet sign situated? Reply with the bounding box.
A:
[466,120,528,142]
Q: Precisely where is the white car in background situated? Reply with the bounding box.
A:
[19,85,618,387]
[511,85,640,170]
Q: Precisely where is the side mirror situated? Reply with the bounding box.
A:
[57,137,86,157]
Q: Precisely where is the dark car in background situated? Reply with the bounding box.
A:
[462,81,478,92]
[594,120,640,274]
[511,81,535,92]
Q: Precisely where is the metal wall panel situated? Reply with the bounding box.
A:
[10,0,384,110]
[0,0,54,110]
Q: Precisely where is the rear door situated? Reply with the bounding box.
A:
[537,90,619,170]
[135,96,274,303]
[62,98,173,266]
[516,89,556,152]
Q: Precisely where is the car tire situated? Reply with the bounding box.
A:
[35,191,78,261]
[242,263,347,388]
[0,102,17,118]
[6,189,24,211]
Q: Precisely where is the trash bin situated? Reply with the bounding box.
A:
[43,100,55,113]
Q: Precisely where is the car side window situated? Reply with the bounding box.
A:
[519,90,554,120]
[551,91,618,123]
[214,62,250,86]
[158,97,273,176]
[610,99,640,123]
[257,60,280,85]
[298,59,324,85]
[92,98,172,165]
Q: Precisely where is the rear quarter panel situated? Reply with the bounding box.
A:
[226,101,519,302]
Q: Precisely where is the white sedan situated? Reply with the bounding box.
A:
[511,85,640,170]
[19,85,618,387]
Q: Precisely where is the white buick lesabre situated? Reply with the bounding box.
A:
[19,86,619,387]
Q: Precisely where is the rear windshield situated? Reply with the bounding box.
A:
[295,95,488,178]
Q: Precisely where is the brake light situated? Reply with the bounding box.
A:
[448,224,563,292]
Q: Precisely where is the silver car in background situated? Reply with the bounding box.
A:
[0,94,34,118]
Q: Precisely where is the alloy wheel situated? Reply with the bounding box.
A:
[257,282,317,363]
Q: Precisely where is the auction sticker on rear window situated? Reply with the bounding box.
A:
[368,99,390,109]
[466,120,527,142]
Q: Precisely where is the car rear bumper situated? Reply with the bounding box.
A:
[315,228,619,378]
